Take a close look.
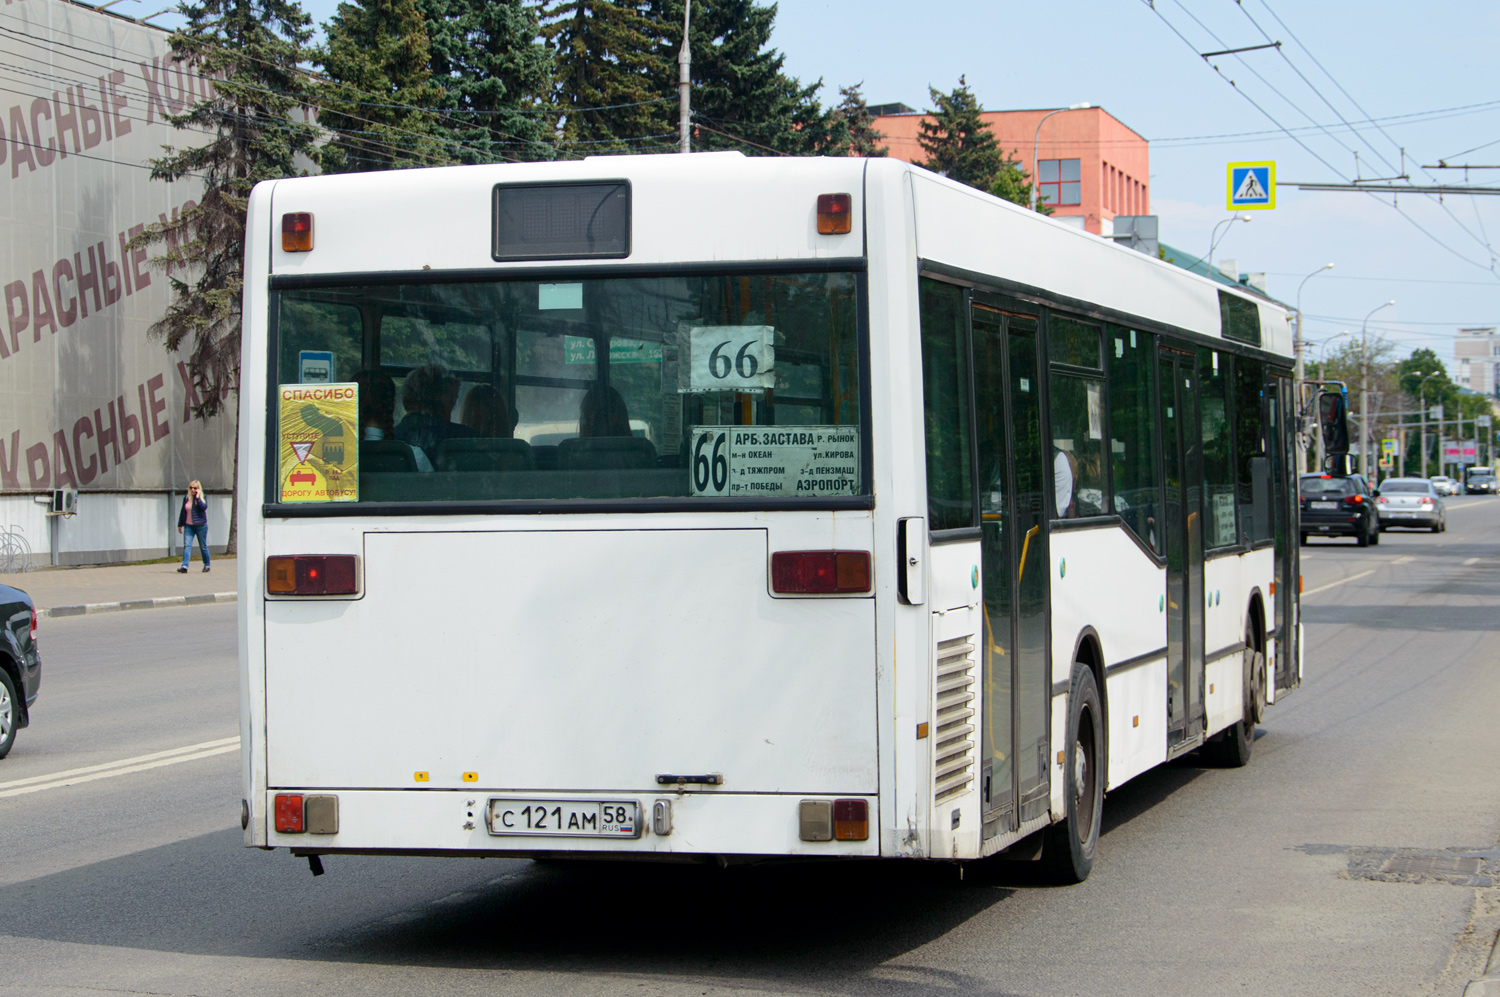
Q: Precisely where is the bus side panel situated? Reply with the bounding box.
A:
[240,180,276,849]
[1103,660,1168,790]
[1048,525,1166,791]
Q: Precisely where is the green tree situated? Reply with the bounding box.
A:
[989,150,1041,210]
[834,82,886,158]
[544,0,668,156]
[317,0,453,172]
[647,0,842,157]
[918,76,1002,189]
[130,0,321,554]
[419,0,555,163]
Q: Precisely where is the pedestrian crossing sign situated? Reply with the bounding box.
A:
[1226,161,1276,210]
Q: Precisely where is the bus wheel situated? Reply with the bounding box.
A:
[1042,664,1103,884]
[1204,623,1263,768]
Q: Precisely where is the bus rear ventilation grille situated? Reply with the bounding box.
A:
[933,634,977,805]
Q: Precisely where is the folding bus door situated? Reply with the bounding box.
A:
[1269,373,1300,691]
[973,301,1051,840]
[1160,346,1207,748]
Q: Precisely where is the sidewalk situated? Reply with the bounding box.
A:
[0,559,237,616]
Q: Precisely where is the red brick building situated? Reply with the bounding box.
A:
[871,105,1150,237]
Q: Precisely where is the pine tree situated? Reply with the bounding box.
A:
[544,1,670,157]
[418,0,555,163]
[130,0,321,554]
[317,0,454,172]
[918,76,1002,189]
[836,82,887,158]
[646,0,841,157]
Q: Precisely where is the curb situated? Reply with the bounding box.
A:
[41,592,238,618]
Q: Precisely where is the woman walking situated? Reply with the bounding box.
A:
[177,481,210,573]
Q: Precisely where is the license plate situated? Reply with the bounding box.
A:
[487,798,640,838]
[1310,501,1338,510]
[1390,510,1414,516]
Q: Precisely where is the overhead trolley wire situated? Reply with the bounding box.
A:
[1139,0,1499,278]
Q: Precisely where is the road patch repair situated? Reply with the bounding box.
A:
[1298,843,1500,993]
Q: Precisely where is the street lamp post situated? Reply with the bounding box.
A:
[1415,371,1444,479]
[1359,300,1396,478]
[1294,263,1335,472]
[1028,103,1092,212]
[1203,214,1250,273]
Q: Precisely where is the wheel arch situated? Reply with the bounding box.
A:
[1068,625,1107,788]
[0,649,25,728]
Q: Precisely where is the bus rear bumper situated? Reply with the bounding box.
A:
[260,789,882,859]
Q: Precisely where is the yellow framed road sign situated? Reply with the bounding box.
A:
[1227,161,1276,210]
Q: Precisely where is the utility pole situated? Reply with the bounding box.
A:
[677,2,691,154]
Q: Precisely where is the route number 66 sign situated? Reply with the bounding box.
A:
[683,326,775,393]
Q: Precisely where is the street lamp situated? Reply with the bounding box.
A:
[1203,214,1251,273]
[1294,262,1335,472]
[1028,103,1092,212]
[1413,370,1445,479]
[1359,300,1396,477]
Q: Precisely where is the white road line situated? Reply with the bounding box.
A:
[0,736,240,799]
[1302,569,1376,597]
[1464,557,1482,566]
[1390,556,1414,564]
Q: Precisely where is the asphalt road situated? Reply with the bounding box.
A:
[2,500,1499,996]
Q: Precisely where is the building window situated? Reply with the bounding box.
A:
[1038,159,1081,206]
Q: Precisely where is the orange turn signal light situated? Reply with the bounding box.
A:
[274,793,304,833]
[816,193,851,234]
[833,798,868,840]
[282,212,313,252]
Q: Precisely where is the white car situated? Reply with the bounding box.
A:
[1430,476,1458,497]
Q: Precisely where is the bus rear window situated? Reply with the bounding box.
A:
[269,271,864,506]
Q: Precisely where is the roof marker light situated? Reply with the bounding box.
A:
[816,193,851,235]
[282,212,313,252]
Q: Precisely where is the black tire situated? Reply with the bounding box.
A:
[0,669,18,760]
[1299,533,1309,546]
[1042,664,1104,884]
[1202,624,1263,768]
[1369,521,1380,545]
[1356,526,1370,547]
[1431,522,1441,533]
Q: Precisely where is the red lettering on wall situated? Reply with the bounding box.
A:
[51,430,77,489]
[72,416,96,485]
[0,430,19,490]
[25,440,48,488]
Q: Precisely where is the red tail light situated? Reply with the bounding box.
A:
[1345,494,1363,504]
[816,193,851,234]
[274,794,305,833]
[771,551,871,594]
[266,555,359,595]
[28,607,36,643]
[833,798,868,840]
[281,212,313,252]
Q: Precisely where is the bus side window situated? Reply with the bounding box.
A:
[1048,316,1105,519]
[918,278,975,532]
[1107,326,1162,551]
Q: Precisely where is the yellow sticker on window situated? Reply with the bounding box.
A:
[279,383,358,503]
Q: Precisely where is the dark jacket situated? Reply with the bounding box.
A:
[393,412,476,456]
[177,495,208,528]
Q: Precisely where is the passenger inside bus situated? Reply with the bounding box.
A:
[578,382,632,437]
[395,364,476,459]
[460,384,514,438]
[354,367,432,473]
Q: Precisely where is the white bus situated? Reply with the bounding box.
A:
[239,153,1301,881]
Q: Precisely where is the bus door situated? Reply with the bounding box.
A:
[973,302,1051,837]
[1268,374,1299,691]
[1159,347,1206,747]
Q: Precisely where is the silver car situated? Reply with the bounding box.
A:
[1377,478,1446,532]
[1430,475,1458,497]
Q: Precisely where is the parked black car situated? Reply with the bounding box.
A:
[0,582,40,759]
[1299,472,1380,546]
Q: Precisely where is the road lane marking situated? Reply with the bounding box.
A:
[1390,556,1414,564]
[0,736,239,799]
[1464,557,1482,566]
[1302,569,1376,597]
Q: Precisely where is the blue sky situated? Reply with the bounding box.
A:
[132,0,1500,370]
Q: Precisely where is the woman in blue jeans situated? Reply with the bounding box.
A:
[177,480,210,573]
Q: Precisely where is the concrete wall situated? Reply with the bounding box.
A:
[0,491,231,567]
